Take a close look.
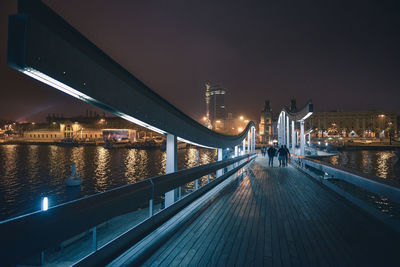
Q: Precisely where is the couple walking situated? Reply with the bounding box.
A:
[267,145,290,167]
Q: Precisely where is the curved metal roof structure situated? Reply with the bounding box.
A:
[7,0,255,149]
[280,100,313,121]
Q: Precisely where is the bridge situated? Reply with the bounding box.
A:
[2,1,400,266]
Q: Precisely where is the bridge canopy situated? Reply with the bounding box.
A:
[281,100,313,122]
[7,0,255,149]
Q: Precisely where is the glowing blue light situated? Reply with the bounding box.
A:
[42,197,48,211]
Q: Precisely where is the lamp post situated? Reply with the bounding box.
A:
[388,122,393,145]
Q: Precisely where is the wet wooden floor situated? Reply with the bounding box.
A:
[144,156,400,266]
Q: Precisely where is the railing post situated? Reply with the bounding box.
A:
[251,127,254,152]
[278,113,282,145]
[242,139,245,155]
[195,179,199,190]
[291,120,295,154]
[286,116,290,149]
[300,120,305,156]
[234,145,238,157]
[216,148,223,177]
[247,130,251,153]
[208,173,210,183]
[149,199,153,217]
[92,226,97,252]
[283,112,286,146]
[165,134,177,208]
[253,127,256,152]
[41,251,45,265]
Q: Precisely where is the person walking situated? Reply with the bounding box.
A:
[283,145,291,166]
[278,145,287,167]
[267,145,276,167]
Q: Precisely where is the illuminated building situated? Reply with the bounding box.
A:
[206,83,226,130]
[259,100,273,143]
[306,110,398,138]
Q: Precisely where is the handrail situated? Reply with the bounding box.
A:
[8,0,256,148]
[291,154,400,203]
[0,153,255,263]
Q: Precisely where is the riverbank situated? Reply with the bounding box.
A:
[338,144,400,151]
[317,150,400,181]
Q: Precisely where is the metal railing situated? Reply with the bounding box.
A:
[290,154,400,233]
[0,153,256,266]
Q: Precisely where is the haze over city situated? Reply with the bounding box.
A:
[1,0,400,123]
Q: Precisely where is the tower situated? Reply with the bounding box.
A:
[205,82,226,130]
[204,82,212,129]
[259,100,273,143]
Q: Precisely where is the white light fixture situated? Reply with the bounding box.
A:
[41,197,48,211]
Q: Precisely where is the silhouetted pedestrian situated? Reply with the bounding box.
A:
[283,145,291,166]
[278,145,287,167]
[267,146,276,167]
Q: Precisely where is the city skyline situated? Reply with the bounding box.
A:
[0,0,400,124]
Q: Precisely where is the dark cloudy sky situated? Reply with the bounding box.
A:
[0,0,399,123]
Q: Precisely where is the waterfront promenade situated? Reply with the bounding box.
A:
[142,156,400,266]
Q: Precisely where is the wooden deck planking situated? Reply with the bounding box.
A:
[211,175,254,266]
[198,176,251,266]
[143,156,400,266]
[143,183,229,266]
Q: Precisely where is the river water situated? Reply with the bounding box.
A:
[318,150,400,181]
[2,145,399,221]
[0,144,216,220]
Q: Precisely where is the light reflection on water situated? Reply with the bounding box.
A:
[0,145,216,220]
[320,150,400,181]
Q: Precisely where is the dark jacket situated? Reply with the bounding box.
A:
[267,146,276,157]
[278,147,287,157]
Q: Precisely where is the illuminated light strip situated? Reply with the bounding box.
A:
[22,68,166,135]
[296,111,313,122]
[23,68,96,102]
[177,137,216,149]
[117,114,166,135]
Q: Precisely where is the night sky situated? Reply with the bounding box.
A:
[0,0,399,123]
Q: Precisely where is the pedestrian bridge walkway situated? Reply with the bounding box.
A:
[142,156,399,266]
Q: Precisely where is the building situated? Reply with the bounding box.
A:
[259,100,273,143]
[258,98,398,142]
[306,110,398,138]
[258,99,298,143]
[18,112,150,143]
[205,82,226,130]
